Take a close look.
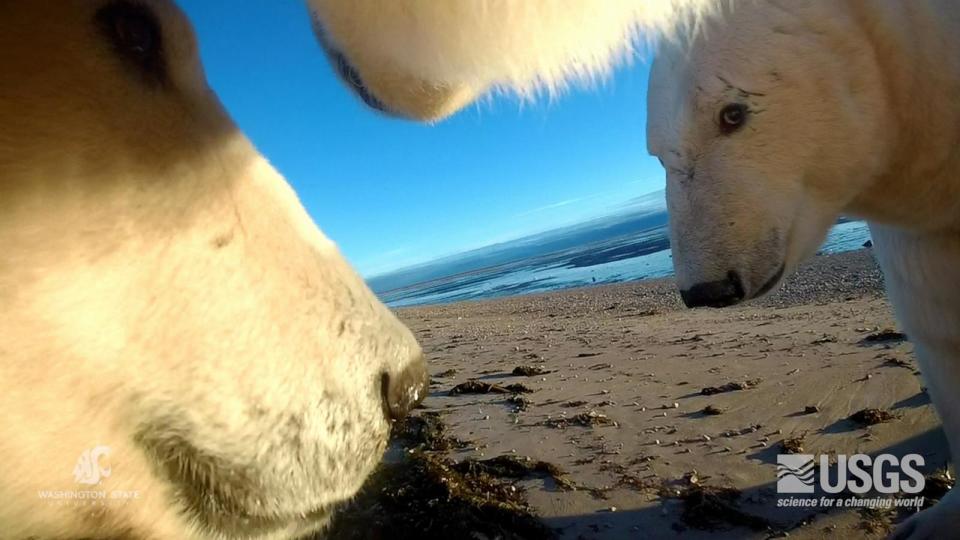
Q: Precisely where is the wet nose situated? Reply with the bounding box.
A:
[380,355,429,421]
[680,271,745,308]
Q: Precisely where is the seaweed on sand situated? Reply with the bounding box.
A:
[849,408,896,426]
[325,453,557,540]
[678,484,772,532]
[512,365,552,376]
[700,378,762,396]
[542,410,617,429]
[449,380,534,396]
[392,412,469,452]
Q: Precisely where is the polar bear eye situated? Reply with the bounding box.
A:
[718,103,748,135]
[96,1,166,86]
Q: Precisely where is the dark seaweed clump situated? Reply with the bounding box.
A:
[325,453,557,540]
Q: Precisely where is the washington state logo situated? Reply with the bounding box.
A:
[73,445,112,485]
[36,444,140,503]
[777,454,816,493]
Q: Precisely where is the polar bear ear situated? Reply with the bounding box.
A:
[306,0,712,122]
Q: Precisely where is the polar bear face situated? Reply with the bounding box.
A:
[0,1,425,538]
[647,2,891,307]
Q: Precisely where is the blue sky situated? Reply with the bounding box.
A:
[179,1,666,277]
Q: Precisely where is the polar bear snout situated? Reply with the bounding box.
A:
[667,198,790,308]
[0,2,435,536]
[318,34,390,115]
[680,271,745,308]
[309,8,478,122]
[381,356,429,420]
[680,261,786,309]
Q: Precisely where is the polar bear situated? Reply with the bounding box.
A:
[1,1,428,539]
[646,3,960,538]
[313,0,959,538]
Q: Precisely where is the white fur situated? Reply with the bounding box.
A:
[313,0,960,537]
[308,0,717,119]
[311,0,713,94]
[1,1,423,538]
[645,2,960,537]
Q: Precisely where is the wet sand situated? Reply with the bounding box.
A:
[343,249,947,539]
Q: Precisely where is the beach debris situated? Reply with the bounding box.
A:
[506,394,531,412]
[849,408,896,426]
[812,334,838,345]
[918,469,954,506]
[857,507,893,535]
[433,368,458,378]
[675,483,772,532]
[563,400,589,408]
[453,455,570,485]
[803,405,820,415]
[576,352,601,358]
[719,425,762,438]
[617,470,661,492]
[781,435,805,454]
[512,365,551,376]
[702,405,725,416]
[543,410,616,429]
[325,452,557,540]
[449,380,533,396]
[860,329,908,345]
[700,378,762,396]
[882,356,913,369]
[393,412,470,452]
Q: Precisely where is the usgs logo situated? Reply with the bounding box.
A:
[777,454,925,494]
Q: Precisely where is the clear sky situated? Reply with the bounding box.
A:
[178,1,666,277]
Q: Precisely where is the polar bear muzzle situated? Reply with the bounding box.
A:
[312,19,477,122]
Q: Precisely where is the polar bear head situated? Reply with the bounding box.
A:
[0,1,425,538]
[647,2,891,307]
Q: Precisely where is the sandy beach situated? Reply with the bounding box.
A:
[328,249,948,540]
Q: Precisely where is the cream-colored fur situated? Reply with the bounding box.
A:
[1,1,424,538]
[648,16,960,537]
[313,0,960,537]
[308,0,715,120]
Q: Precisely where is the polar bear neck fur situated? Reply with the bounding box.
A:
[840,0,960,232]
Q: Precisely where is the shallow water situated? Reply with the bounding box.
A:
[382,221,872,308]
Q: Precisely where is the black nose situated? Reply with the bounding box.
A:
[380,357,429,421]
[680,271,746,308]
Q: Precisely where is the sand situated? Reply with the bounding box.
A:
[341,249,948,539]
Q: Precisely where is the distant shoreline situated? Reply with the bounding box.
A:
[397,248,885,313]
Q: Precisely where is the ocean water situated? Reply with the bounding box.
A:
[380,220,872,308]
